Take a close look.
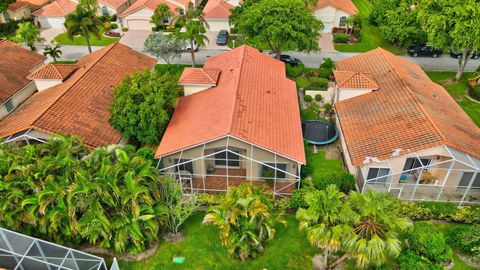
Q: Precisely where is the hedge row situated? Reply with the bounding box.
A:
[399,201,480,224]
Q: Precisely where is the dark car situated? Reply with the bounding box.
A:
[278,55,302,66]
[450,49,480,59]
[216,30,229,46]
[407,45,443,58]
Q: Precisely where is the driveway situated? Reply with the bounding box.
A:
[319,33,336,53]
[39,28,64,45]
[120,30,151,51]
[204,31,231,51]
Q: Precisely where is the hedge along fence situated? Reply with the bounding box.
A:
[399,201,480,224]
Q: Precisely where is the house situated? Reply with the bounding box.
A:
[333,48,480,205]
[119,0,190,30]
[0,42,156,146]
[203,0,238,31]
[313,0,358,32]
[0,40,46,120]
[0,0,51,23]
[98,0,137,17]
[155,45,305,197]
[32,0,77,29]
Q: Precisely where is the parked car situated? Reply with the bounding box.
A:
[407,45,443,58]
[171,37,199,52]
[450,49,480,59]
[278,55,302,66]
[216,30,229,46]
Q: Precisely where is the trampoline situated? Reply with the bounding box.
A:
[302,120,338,145]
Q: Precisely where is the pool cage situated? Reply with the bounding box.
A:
[1,128,46,145]
[0,227,117,270]
[358,145,480,205]
[156,136,302,197]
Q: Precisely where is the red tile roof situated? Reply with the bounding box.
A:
[334,70,379,89]
[98,0,128,9]
[0,40,46,104]
[315,0,358,14]
[0,43,156,147]
[20,0,51,7]
[178,68,221,85]
[155,45,305,163]
[335,48,480,166]
[119,0,185,17]
[27,64,78,80]
[203,0,235,19]
[32,0,77,16]
[8,1,29,11]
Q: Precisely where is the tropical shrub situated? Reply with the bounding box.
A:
[446,224,480,259]
[398,251,442,270]
[122,27,128,32]
[312,172,356,194]
[319,57,335,70]
[300,102,321,121]
[197,193,225,206]
[469,85,480,101]
[286,63,304,77]
[315,94,322,101]
[309,77,328,90]
[408,222,453,264]
[333,33,349,43]
[318,67,332,78]
[289,185,317,209]
[399,201,480,224]
[304,95,312,102]
[110,22,118,29]
[203,184,286,260]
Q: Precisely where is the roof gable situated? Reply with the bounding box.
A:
[32,0,77,16]
[27,64,78,80]
[334,71,379,89]
[315,0,358,14]
[178,68,221,85]
[203,0,235,19]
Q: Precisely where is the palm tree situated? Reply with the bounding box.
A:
[151,3,173,30]
[171,2,209,67]
[13,22,44,51]
[43,45,62,62]
[296,185,354,269]
[64,5,103,53]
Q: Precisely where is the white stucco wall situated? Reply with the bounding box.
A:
[33,79,63,91]
[336,87,373,101]
[205,18,230,31]
[314,6,352,32]
[183,85,214,96]
[0,81,37,120]
[122,8,154,30]
[37,16,66,29]
[0,7,31,23]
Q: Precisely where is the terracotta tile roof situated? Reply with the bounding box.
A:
[21,0,51,7]
[203,0,235,19]
[98,0,128,9]
[8,1,29,11]
[334,70,379,89]
[0,40,46,104]
[27,64,78,80]
[0,43,156,147]
[119,0,185,17]
[315,0,358,14]
[155,45,306,163]
[335,48,480,166]
[32,0,77,16]
[178,68,221,85]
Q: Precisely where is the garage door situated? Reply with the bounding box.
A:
[127,20,152,30]
[322,22,332,33]
[38,16,65,29]
[206,19,230,31]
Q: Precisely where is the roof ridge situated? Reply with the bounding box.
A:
[32,43,119,127]
[56,0,68,15]
[376,48,448,144]
[358,72,379,88]
[51,64,64,78]
[338,71,356,87]
[201,68,215,83]
[227,45,248,136]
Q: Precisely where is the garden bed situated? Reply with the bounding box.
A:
[52,27,119,46]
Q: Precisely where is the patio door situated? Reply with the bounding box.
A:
[458,172,480,190]
[178,175,193,195]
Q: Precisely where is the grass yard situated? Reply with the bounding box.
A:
[308,150,345,179]
[119,212,319,270]
[334,0,404,54]
[52,28,119,46]
[426,71,480,127]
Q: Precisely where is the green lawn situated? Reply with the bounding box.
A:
[426,71,480,127]
[119,212,319,270]
[334,0,404,54]
[52,28,119,46]
[308,151,345,179]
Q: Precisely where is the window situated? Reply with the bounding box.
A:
[403,158,431,171]
[174,159,194,174]
[367,168,390,183]
[458,172,480,189]
[101,6,109,17]
[261,163,287,179]
[2,11,11,22]
[179,9,185,15]
[339,16,347,27]
[3,99,14,113]
[214,150,240,167]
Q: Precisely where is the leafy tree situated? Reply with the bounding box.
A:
[144,33,182,66]
[296,185,353,269]
[151,3,173,29]
[203,183,286,260]
[13,22,43,51]
[171,2,209,67]
[235,0,322,57]
[79,0,98,12]
[0,0,15,12]
[65,5,103,53]
[228,0,256,27]
[109,70,181,145]
[43,44,62,62]
[417,0,480,80]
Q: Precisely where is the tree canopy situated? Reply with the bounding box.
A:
[64,5,102,53]
[151,3,173,28]
[235,0,322,56]
[0,0,14,12]
[144,33,182,65]
[109,70,181,145]
[13,22,43,51]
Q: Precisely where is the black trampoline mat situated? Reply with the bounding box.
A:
[302,121,337,142]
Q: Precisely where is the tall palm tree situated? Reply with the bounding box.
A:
[296,185,354,269]
[13,22,44,51]
[64,5,103,53]
[43,45,62,62]
[171,2,209,67]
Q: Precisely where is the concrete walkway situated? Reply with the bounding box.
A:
[119,30,151,51]
[39,28,64,45]
[319,33,336,53]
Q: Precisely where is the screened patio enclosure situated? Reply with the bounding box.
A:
[0,227,117,270]
[358,145,480,205]
[157,136,302,197]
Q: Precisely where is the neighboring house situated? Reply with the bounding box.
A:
[0,0,51,23]
[0,40,46,120]
[333,48,480,205]
[32,0,77,29]
[0,42,156,146]
[203,0,238,31]
[119,0,189,30]
[155,45,305,197]
[313,0,358,32]
[98,0,137,17]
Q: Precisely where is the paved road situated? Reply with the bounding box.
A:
[37,44,480,72]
